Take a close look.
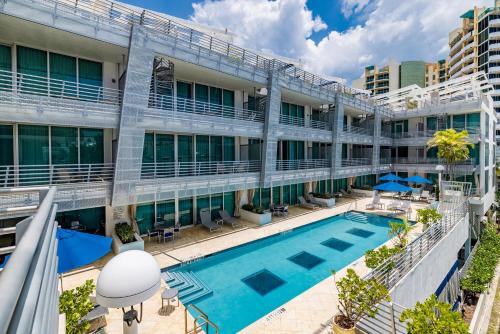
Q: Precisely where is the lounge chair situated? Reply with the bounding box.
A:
[299,196,319,210]
[401,191,414,201]
[418,190,430,202]
[396,201,412,215]
[387,200,402,211]
[219,210,242,228]
[366,195,385,210]
[199,209,222,232]
[340,189,355,198]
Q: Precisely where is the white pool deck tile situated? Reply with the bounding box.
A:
[62,197,426,334]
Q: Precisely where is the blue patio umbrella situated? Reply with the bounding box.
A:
[379,173,404,182]
[374,181,412,192]
[404,175,432,184]
[57,228,112,274]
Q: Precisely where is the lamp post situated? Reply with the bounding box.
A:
[436,164,445,201]
[96,250,161,334]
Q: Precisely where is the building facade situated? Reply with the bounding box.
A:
[0,0,495,238]
[353,59,450,96]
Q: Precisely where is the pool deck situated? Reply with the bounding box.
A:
[62,197,426,334]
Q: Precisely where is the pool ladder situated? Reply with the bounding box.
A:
[184,304,219,334]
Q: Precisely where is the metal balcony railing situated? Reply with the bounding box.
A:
[342,125,374,136]
[391,157,475,166]
[364,197,469,290]
[0,163,114,188]
[147,94,264,122]
[379,157,392,165]
[341,158,372,167]
[391,127,480,139]
[279,114,331,130]
[0,69,121,105]
[141,160,260,179]
[0,187,59,333]
[276,159,330,171]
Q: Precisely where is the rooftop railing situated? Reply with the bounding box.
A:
[391,127,480,139]
[147,93,264,123]
[342,124,374,136]
[276,159,330,171]
[391,157,475,166]
[341,158,372,167]
[141,160,260,179]
[0,69,121,105]
[0,163,114,188]
[0,187,59,334]
[279,114,331,130]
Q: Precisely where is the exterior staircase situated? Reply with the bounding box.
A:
[162,271,213,305]
[344,211,369,224]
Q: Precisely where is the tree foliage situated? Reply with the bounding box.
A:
[388,218,413,248]
[364,245,402,269]
[333,268,390,329]
[426,129,473,179]
[400,294,468,334]
[59,279,95,334]
[460,223,500,294]
[416,208,442,229]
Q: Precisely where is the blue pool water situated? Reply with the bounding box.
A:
[167,211,399,333]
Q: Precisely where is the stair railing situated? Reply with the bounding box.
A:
[184,304,219,334]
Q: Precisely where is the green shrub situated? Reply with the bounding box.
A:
[333,268,390,329]
[312,192,332,199]
[115,222,135,244]
[59,279,95,334]
[416,208,442,229]
[400,294,468,334]
[365,245,402,269]
[460,224,500,294]
[388,218,412,248]
[242,203,254,212]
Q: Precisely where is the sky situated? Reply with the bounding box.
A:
[121,0,491,83]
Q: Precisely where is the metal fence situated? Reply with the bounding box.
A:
[0,187,59,334]
[141,160,261,179]
[279,114,331,130]
[341,158,372,167]
[356,301,407,334]
[0,163,115,188]
[391,157,475,166]
[147,93,264,123]
[276,159,330,171]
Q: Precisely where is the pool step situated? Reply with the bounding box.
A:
[344,212,368,224]
[162,271,213,305]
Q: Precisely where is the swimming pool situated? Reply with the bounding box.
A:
[164,211,400,333]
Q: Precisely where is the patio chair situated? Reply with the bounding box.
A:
[387,200,402,211]
[147,228,161,243]
[270,203,282,216]
[199,209,222,232]
[340,189,355,198]
[396,201,412,214]
[401,191,414,201]
[280,205,289,217]
[173,222,181,236]
[299,196,318,210]
[419,190,430,202]
[366,195,385,210]
[162,228,175,243]
[219,210,242,228]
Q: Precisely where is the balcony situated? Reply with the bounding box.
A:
[343,124,373,136]
[276,159,330,171]
[279,114,330,130]
[141,160,260,179]
[391,157,476,173]
[341,158,372,167]
[0,69,121,127]
[0,163,114,188]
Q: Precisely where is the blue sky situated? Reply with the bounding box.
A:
[120,0,490,82]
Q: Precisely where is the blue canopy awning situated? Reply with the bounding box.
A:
[404,175,432,184]
[57,228,112,274]
[374,181,413,192]
[379,173,403,182]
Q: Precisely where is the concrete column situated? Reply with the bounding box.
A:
[331,97,344,178]
[260,72,281,188]
[372,107,381,173]
[112,25,155,206]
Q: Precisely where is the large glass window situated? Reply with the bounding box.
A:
[177,81,192,99]
[0,124,13,166]
[17,46,47,95]
[224,137,235,161]
[18,125,49,165]
[136,203,155,235]
[210,193,223,220]
[156,134,174,177]
[179,198,194,226]
[223,192,235,216]
[0,45,11,91]
[223,89,234,108]
[49,53,76,97]
[157,200,175,226]
[467,113,480,129]
[248,139,261,161]
[78,58,102,87]
[80,128,103,164]
[196,135,210,162]
[196,196,210,221]
[252,188,261,207]
[51,127,78,164]
[56,207,105,234]
[272,186,280,204]
[282,185,290,204]
[261,188,271,209]
[210,136,223,162]
[178,135,193,176]
[290,184,298,204]
[210,87,222,105]
[453,114,465,130]
[195,84,209,102]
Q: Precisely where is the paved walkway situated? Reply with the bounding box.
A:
[62,197,426,334]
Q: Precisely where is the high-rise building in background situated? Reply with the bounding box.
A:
[352,59,449,95]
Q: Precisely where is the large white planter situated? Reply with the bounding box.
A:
[112,232,144,254]
[311,196,336,208]
[350,189,374,197]
[240,209,272,225]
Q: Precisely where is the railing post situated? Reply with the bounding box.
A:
[389,302,396,334]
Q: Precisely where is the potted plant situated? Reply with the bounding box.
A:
[240,203,272,225]
[112,222,144,254]
[310,193,336,207]
[332,268,390,333]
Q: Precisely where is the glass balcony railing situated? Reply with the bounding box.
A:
[0,163,114,187]
[276,159,330,171]
[140,160,261,179]
[147,93,264,123]
[0,69,121,105]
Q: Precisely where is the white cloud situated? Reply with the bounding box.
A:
[190,0,491,83]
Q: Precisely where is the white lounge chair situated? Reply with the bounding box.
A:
[299,196,319,210]
[219,210,241,228]
[199,209,222,232]
[387,200,402,211]
[366,195,385,210]
[418,190,434,202]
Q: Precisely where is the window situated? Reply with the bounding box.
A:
[51,127,78,164]
[80,128,103,164]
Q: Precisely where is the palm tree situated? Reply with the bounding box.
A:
[426,129,474,180]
